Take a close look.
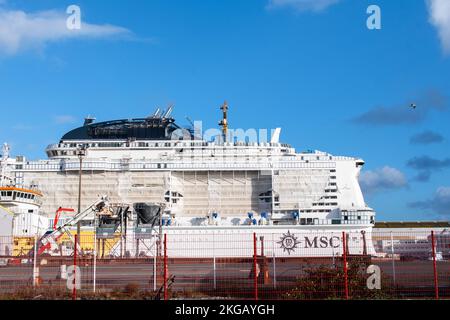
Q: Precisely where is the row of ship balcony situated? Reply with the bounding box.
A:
[44,142,357,162]
[13,159,339,172]
[46,140,294,150]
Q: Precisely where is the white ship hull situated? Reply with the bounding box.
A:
[113,225,375,258]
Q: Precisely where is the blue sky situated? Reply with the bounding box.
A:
[0,0,450,221]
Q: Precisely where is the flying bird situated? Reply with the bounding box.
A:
[410,103,417,109]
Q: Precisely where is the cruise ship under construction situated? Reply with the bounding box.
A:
[0,102,376,258]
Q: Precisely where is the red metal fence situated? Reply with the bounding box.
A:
[0,230,449,300]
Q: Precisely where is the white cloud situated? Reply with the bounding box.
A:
[0,8,131,55]
[427,0,450,55]
[54,115,77,124]
[409,186,450,216]
[359,166,408,194]
[266,0,340,12]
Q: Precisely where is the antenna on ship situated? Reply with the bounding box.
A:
[185,116,195,128]
[219,101,229,143]
[152,108,162,118]
[1,143,9,161]
[163,104,174,119]
[84,115,96,126]
[0,143,10,186]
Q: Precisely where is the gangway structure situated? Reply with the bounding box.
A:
[35,196,111,256]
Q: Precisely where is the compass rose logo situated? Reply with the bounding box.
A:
[277,231,300,255]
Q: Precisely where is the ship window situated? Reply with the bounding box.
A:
[7,191,12,197]
[344,216,348,221]
[300,218,306,225]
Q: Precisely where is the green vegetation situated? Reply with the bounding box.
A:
[375,221,450,228]
[284,259,395,300]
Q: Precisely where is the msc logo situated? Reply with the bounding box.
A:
[278,231,341,254]
[304,236,341,249]
[277,231,300,255]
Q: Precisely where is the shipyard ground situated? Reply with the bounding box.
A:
[0,257,449,299]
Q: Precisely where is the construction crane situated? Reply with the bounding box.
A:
[53,207,75,230]
[35,207,76,255]
[35,196,111,256]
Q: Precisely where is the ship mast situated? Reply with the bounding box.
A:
[219,101,229,143]
[0,143,10,186]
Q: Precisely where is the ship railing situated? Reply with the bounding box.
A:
[17,159,337,172]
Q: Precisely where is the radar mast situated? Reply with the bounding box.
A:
[219,101,229,143]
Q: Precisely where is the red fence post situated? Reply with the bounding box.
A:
[431,231,439,300]
[253,232,258,301]
[73,234,77,301]
[342,231,349,300]
[163,233,168,301]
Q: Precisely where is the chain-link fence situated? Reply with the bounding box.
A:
[0,230,449,300]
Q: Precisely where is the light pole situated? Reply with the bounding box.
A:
[76,145,87,247]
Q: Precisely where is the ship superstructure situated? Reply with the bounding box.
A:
[0,104,376,257]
